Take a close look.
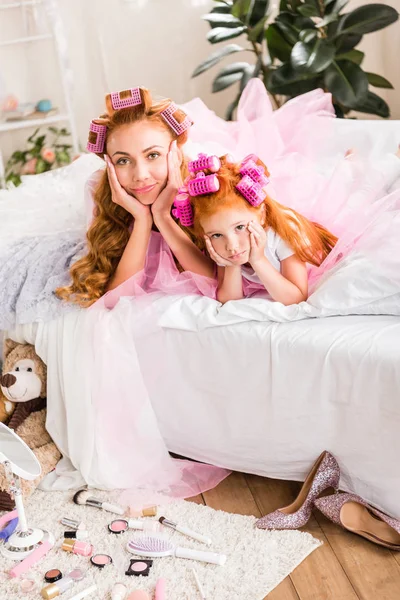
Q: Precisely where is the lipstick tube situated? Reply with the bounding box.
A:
[61,538,93,557]
[41,577,74,599]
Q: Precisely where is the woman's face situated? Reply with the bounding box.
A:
[106,120,173,205]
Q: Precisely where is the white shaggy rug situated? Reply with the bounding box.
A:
[0,490,321,599]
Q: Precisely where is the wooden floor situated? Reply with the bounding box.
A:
[188,472,400,600]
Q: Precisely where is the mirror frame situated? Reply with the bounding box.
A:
[0,422,41,481]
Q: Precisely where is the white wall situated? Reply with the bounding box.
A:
[0,0,399,163]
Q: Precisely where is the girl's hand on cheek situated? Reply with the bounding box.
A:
[152,140,183,217]
[105,155,152,221]
[248,221,267,267]
[204,236,237,268]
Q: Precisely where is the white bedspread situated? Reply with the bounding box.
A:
[8,295,400,518]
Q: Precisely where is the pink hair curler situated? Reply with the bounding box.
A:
[172,192,194,227]
[188,172,220,196]
[188,153,221,174]
[160,102,192,135]
[240,159,269,187]
[110,88,142,110]
[87,121,107,153]
[236,174,266,207]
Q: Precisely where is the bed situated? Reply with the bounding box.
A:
[2,116,400,519]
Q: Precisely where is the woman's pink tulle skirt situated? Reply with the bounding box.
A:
[83,80,400,504]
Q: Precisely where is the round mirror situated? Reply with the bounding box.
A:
[0,422,41,480]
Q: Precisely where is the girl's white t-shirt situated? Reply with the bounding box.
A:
[241,228,295,283]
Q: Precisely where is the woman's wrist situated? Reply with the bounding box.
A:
[152,207,173,224]
[132,210,153,229]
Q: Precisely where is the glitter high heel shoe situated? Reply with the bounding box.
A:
[314,493,400,550]
[255,451,340,530]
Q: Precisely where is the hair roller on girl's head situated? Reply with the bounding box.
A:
[160,102,193,136]
[188,153,221,174]
[87,121,107,153]
[188,172,220,196]
[110,88,142,110]
[172,191,194,227]
[236,174,266,207]
[240,159,270,188]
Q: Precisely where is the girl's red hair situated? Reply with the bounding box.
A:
[191,156,337,267]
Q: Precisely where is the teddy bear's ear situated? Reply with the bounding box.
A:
[3,339,19,360]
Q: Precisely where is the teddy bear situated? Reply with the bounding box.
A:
[0,339,61,510]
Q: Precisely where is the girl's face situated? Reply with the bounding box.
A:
[201,204,264,265]
[107,120,174,205]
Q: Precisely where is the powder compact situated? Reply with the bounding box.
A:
[90,553,113,569]
[44,569,62,583]
[125,559,153,577]
[108,519,129,534]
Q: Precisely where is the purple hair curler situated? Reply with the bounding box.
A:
[160,102,193,136]
[172,192,194,227]
[188,153,221,174]
[87,121,107,153]
[110,88,142,110]
[188,172,220,196]
[236,174,266,207]
[240,159,270,187]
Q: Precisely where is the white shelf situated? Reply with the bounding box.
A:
[0,33,52,46]
[0,114,70,132]
[0,1,43,8]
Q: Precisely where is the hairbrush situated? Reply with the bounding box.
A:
[126,535,226,565]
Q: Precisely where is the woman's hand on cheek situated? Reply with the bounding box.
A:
[105,155,152,222]
[248,221,267,267]
[151,140,183,217]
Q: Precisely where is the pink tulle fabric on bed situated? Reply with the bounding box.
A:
[81,79,400,503]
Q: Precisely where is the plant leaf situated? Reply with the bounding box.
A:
[279,0,302,9]
[337,4,399,36]
[299,28,318,43]
[325,0,349,14]
[192,44,245,77]
[334,31,363,53]
[366,72,394,89]
[232,0,252,18]
[297,3,320,18]
[248,14,269,41]
[240,64,256,91]
[266,23,293,61]
[207,26,247,43]
[352,90,390,118]
[291,39,335,74]
[316,13,339,27]
[248,0,271,27]
[211,2,234,13]
[266,63,320,95]
[336,49,364,65]
[212,69,245,92]
[323,59,368,106]
[202,13,244,28]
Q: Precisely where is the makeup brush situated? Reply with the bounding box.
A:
[73,490,125,515]
[159,516,212,545]
[127,535,226,565]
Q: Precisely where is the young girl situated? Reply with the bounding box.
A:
[56,86,215,306]
[172,154,337,305]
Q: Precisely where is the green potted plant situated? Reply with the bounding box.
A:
[193,0,399,119]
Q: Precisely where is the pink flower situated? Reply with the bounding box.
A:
[41,148,56,164]
[21,158,37,175]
